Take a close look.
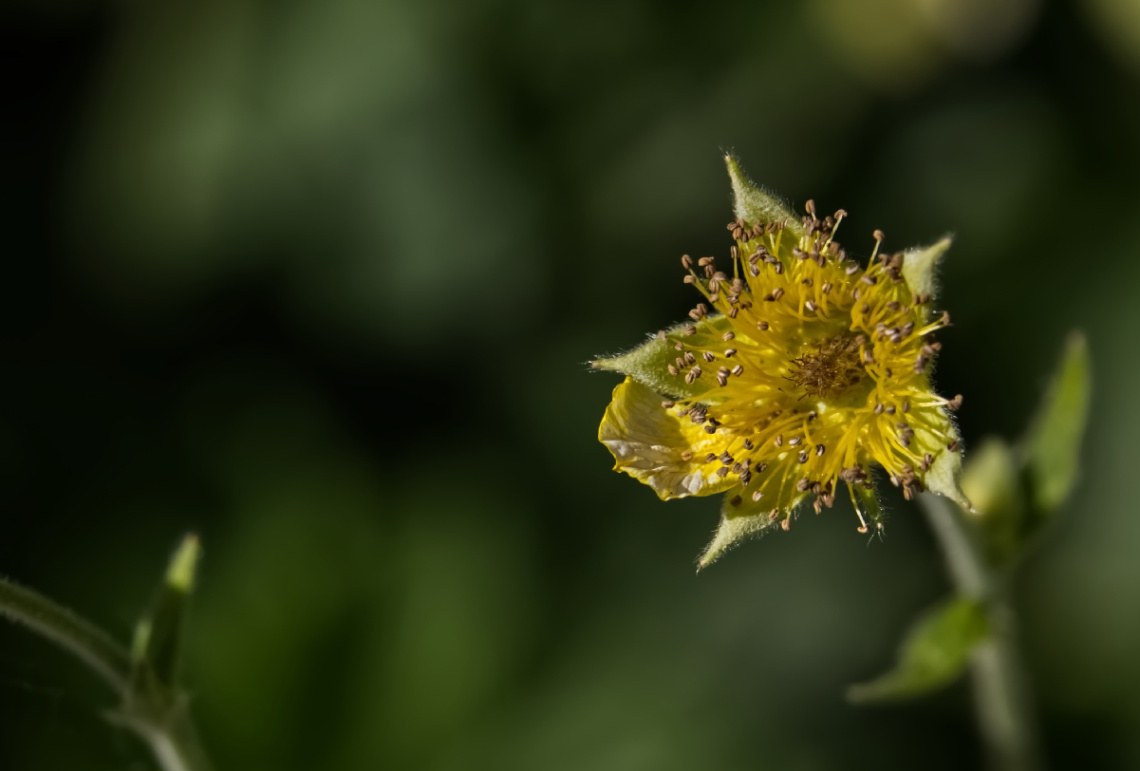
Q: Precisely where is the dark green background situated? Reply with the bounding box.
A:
[2,0,1137,768]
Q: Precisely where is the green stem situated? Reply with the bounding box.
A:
[0,574,212,771]
[0,574,132,690]
[919,494,1043,771]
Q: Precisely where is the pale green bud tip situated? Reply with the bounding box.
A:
[900,237,953,302]
[130,619,153,662]
[723,154,800,235]
[166,533,200,593]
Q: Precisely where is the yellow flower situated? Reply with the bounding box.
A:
[594,156,970,567]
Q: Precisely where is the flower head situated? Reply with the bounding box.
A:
[595,156,970,567]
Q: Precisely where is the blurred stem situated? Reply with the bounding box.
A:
[920,494,1043,771]
[0,574,132,690]
[0,575,212,771]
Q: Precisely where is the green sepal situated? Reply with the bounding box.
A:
[724,155,803,238]
[847,596,989,703]
[849,482,885,532]
[697,478,807,570]
[1021,332,1090,514]
[900,237,952,302]
[593,316,733,401]
[130,534,201,697]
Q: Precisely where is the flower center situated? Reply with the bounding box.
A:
[786,334,866,399]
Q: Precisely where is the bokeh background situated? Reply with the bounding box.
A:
[2,0,1139,768]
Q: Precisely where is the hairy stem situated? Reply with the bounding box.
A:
[0,574,212,771]
[0,574,132,690]
[920,494,1043,771]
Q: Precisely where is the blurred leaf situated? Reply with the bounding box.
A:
[1022,332,1091,514]
[848,596,988,703]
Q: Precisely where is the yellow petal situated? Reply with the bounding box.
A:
[598,377,739,500]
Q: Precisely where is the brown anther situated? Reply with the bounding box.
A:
[845,263,860,275]
[772,288,785,300]
[781,517,791,531]
[885,405,896,415]
[667,364,678,376]
[698,256,715,267]
[947,440,960,451]
[680,450,693,461]
[861,274,877,286]
[902,400,910,413]
[725,348,737,358]
[716,373,729,387]
[802,278,814,287]
[661,400,675,409]
[757,321,770,331]
[684,352,696,365]
[717,366,730,377]
[752,490,764,502]
[754,461,768,473]
[729,494,743,507]
[731,364,744,377]
[805,199,817,217]
[681,254,693,269]
[805,300,817,312]
[703,351,715,362]
[684,325,696,336]
[797,451,809,464]
[728,306,739,318]
[873,229,885,243]
[788,436,802,447]
[874,403,884,415]
[683,275,696,284]
[719,451,733,464]
[796,479,811,492]
[722,331,735,342]
[774,435,783,447]
[815,444,825,456]
[674,342,685,351]
[716,466,729,477]
[705,453,717,463]
[947,394,963,411]
[822,283,833,294]
[742,439,754,450]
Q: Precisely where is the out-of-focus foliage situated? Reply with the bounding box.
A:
[0,1,1137,769]
[848,597,989,704]
[851,332,1091,706]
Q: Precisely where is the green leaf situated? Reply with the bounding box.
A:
[1022,332,1091,514]
[131,534,201,693]
[724,155,803,237]
[592,316,733,401]
[847,596,988,703]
